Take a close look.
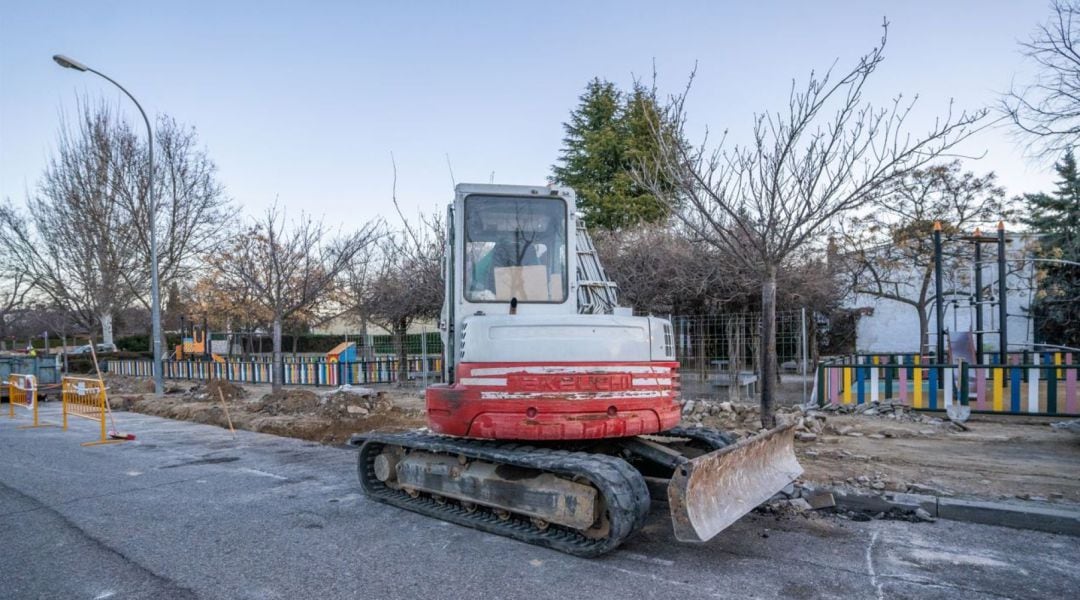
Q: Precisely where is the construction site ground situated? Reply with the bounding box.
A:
[94,374,1080,509]
[2,405,1077,600]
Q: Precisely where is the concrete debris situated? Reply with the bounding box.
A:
[331,384,376,397]
[908,483,954,497]
[804,491,836,510]
[789,498,812,512]
[1050,419,1080,434]
[915,508,936,522]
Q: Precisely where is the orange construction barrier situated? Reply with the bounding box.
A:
[61,376,126,446]
[7,374,52,429]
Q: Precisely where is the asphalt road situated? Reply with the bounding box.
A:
[1,404,1077,600]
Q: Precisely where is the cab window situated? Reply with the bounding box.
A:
[464,195,567,303]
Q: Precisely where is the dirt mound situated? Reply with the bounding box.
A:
[257,389,320,414]
[318,388,392,419]
[206,379,247,402]
[103,374,156,395]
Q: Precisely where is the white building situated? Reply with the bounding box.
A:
[846,235,1035,355]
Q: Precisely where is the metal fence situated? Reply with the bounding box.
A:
[671,310,809,400]
[106,356,444,387]
[817,351,1079,416]
[104,311,810,391]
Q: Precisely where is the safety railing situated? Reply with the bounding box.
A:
[7,373,52,429]
[105,357,445,387]
[61,376,126,446]
[816,354,1079,416]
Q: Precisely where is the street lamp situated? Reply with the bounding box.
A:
[53,54,164,395]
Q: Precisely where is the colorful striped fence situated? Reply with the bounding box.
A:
[816,354,1079,416]
[105,357,444,387]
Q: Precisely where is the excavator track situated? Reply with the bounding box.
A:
[660,426,736,450]
[355,431,652,557]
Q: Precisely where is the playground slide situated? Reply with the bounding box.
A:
[946,330,976,422]
[948,331,976,365]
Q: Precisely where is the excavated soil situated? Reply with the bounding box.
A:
[106,375,424,445]
[681,398,1080,505]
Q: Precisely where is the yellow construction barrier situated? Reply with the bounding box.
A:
[7,374,52,429]
[61,376,126,446]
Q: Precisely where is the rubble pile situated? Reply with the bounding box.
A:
[318,385,392,418]
[759,480,938,523]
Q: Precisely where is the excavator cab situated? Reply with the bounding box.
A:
[352,183,802,555]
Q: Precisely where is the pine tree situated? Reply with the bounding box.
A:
[1021,150,1080,346]
[552,79,677,230]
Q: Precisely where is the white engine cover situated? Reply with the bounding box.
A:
[459,314,674,363]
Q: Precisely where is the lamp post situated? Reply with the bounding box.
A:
[53,54,163,394]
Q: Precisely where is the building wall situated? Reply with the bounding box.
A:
[847,236,1034,354]
[312,314,438,336]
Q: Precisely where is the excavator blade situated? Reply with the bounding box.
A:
[667,423,802,542]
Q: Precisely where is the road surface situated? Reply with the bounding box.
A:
[1,404,1076,599]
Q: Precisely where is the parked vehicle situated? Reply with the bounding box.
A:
[350,184,801,557]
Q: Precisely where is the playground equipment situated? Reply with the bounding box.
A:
[175,315,225,362]
[945,331,975,422]
[326,341,357,363]
[932,221,1014,365]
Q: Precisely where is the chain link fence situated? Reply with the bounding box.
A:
[670,310,810,402]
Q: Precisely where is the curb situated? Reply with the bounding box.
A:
[805,484,1080,537]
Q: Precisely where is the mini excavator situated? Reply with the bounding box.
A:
[350,184,801,557]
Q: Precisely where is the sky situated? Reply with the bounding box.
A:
[0,0,1062,232]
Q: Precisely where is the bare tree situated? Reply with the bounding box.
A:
[1003,0,1080,158]
[639,23,987,427]
[113,116,232,327]
[838,162,1009,352]
[0,228,34,350]
[362,215,445,383]
[0,101,231,347]
[0,103,140,344]
[211,206,379,391]
[350,158,445,383]
[341,243,380,357]
[594,223,752,315]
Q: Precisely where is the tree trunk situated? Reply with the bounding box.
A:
[727,315,744,403]
[100,313,114,346]
[360,316,373,359]
[918,308,930,357]
[760,267,778,429]
[395,319,409,385]
[272,316,283,392]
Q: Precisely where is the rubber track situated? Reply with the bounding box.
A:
[661,426,736,450]
[356,431,651,557]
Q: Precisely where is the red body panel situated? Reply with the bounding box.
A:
[426,362,681,441]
